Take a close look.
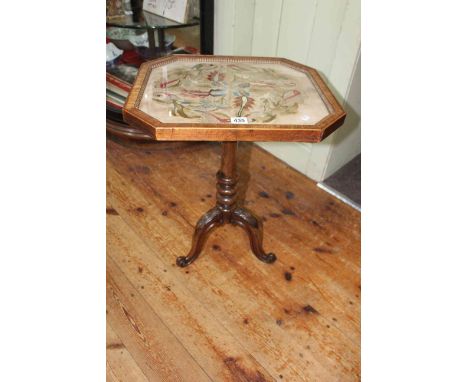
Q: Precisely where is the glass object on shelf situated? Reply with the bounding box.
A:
[106,42,124,68]
[106,9,198,30]
[107,27,176,50]
[107,0,132,23]
[143,0,194,24]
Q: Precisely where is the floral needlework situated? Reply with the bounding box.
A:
[150,63,308,124]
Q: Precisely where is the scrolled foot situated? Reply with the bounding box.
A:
[176,256,191,267]
[177,207,223,267]
[232,207,277,264]
[262,252,277,264]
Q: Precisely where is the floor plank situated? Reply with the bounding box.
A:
[107,361,119,382]
[108,142,360,336]
[107,212,275,382]
[106,321,148,382]
[107,257,212,381]
[107,139,361,381]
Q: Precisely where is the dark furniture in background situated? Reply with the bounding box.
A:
[200,0,214,55]
[106,0,214,140]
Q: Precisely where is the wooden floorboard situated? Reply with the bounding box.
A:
[106,139,361,381]
[106,321,149,382]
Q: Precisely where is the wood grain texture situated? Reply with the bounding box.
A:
[107,138,360,381]
[106,322,149,382]
[123,55,346,142]
[106,119,153,141]
[108,212,275,382]
[107,258,212,381]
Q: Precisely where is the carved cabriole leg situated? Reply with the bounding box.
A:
[176,207,223,267]
[177,142,276,267]
[231,207,277,263]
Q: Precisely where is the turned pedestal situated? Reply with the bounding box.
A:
[122,55,346,268]
[176,142,276,267]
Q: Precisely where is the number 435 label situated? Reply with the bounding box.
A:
[231,117,249,124]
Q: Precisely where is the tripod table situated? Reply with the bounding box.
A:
[123,55,346,267]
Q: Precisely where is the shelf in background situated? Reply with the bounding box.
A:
[107,10,199,30]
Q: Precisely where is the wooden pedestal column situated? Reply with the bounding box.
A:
[176,142,277,267]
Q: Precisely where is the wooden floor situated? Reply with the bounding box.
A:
[106,138,361,382]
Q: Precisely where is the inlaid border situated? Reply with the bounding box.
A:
[123,55,346,142]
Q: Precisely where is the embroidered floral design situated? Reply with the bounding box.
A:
[152,63,303,123]
[207,71,225,82]
[233,96,255,117]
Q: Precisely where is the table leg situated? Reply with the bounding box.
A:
[147,28,157,58]
[176,207,223,267]
[157,29,166,56]
[231,207,277,263]
[176,142,277,267]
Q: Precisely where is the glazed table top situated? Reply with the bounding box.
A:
[123,55,346,142]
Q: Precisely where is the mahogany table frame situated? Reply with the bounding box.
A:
[123,55,346,267]
[176,141,276,267]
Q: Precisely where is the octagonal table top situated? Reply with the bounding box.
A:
[123,55,346,142]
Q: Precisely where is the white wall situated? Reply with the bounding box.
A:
[214,0,361,181]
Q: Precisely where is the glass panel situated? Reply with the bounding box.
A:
[107,10,199,30]
[138,60,331,126]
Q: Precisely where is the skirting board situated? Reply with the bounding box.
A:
[317,182,361,212]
